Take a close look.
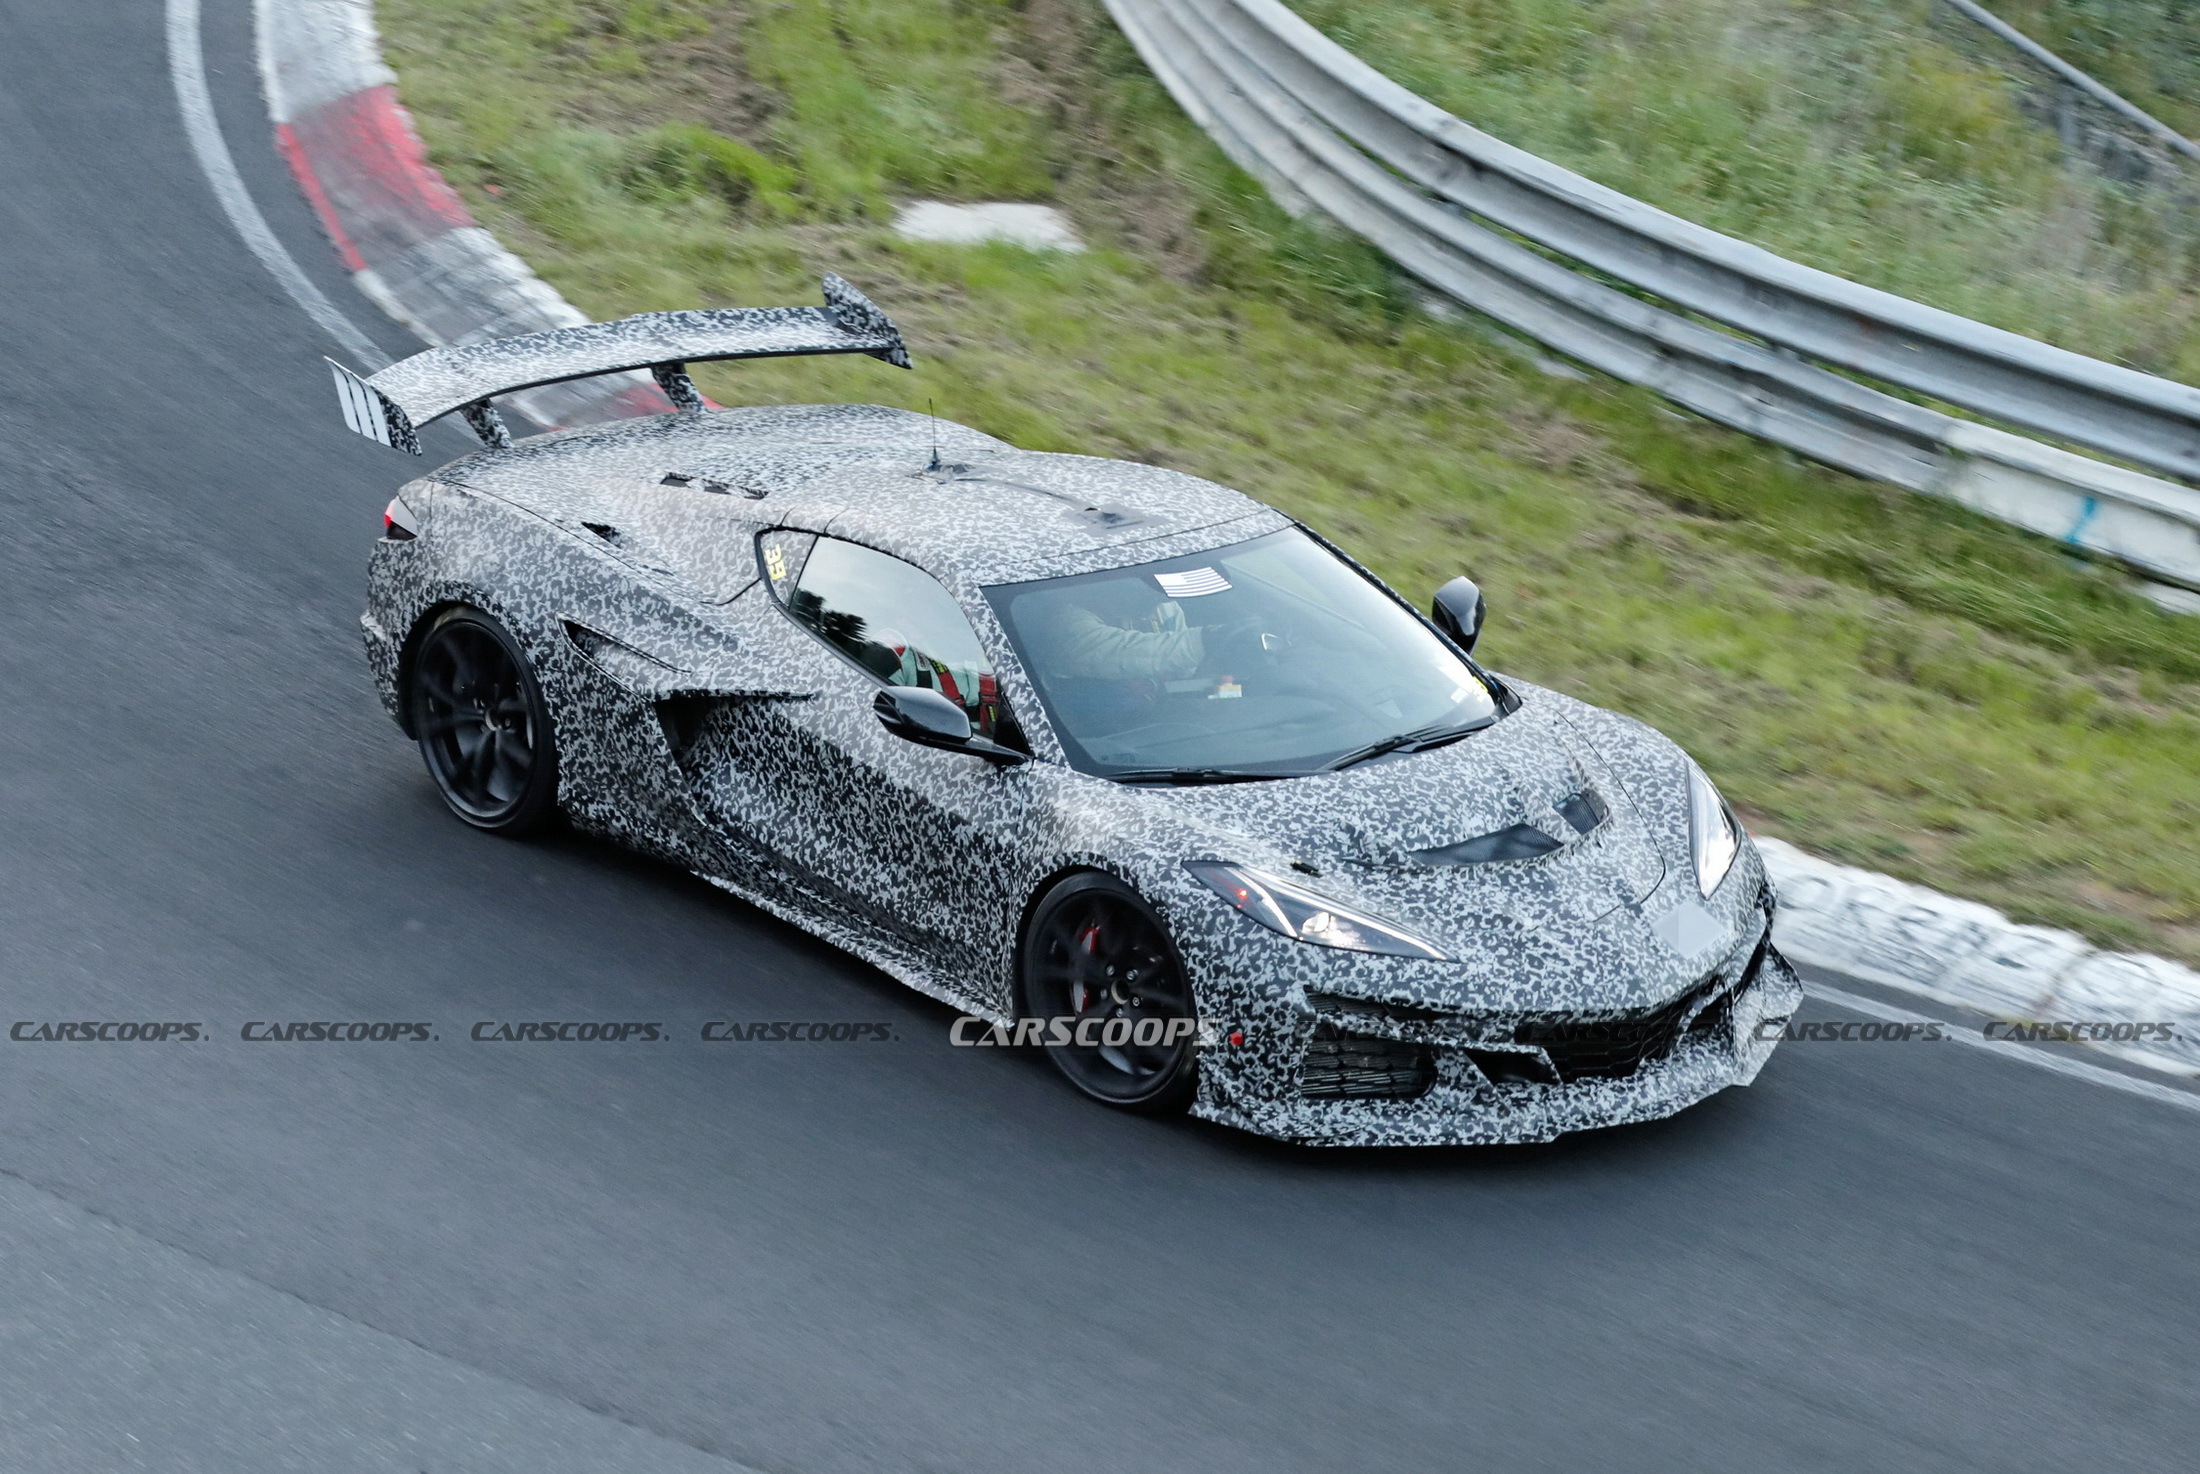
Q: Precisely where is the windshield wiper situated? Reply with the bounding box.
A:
[1323,717,1490,773]
[1108,767,1294,786]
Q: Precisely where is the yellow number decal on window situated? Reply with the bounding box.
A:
[764,544,787,582]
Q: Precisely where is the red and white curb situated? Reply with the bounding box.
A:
[255,0,665,426]
[248,1,2200,1083]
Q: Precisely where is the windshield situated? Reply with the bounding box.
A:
[985,529,1499,778]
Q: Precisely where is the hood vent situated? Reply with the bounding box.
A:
[1411,824,1559,867]
[1556,789,1608,836]
[1405,788,1607,868]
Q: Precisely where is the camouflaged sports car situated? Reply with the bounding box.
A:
[335,276,1802,1147]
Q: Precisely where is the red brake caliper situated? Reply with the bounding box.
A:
[1071,922,1102,1013]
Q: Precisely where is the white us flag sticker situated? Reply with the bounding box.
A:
[1154,567,1231,597]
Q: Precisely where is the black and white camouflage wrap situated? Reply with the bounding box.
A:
[343,276,911,447]
[361,402,1801,1145]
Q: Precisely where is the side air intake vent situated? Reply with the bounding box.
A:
[563,621,688,693]
[655,695,719,768]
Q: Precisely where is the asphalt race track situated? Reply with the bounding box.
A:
[0,3,2195,1469]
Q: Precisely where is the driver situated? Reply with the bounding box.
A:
[1031,590,1205,681]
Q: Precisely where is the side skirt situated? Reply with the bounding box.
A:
[693,872,1008,1027]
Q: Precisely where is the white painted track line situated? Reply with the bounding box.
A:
[166,0,388,369]
[1805,982,2200,1117]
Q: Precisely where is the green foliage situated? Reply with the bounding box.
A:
[1288,0,2200,380]
[745,0,1058,218]
[608,0,713,42]
[377,0,1052,219]
[1185,168,1414,333]
[1989,0,2200,141]
[374,0,2200,959]
[1871,41,2039,179]
[620,123,800,217]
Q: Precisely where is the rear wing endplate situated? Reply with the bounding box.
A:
[327,274,912,454]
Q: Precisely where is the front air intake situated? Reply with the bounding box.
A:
[1514,976,1725,1082]
[1299,1025,1435,1101]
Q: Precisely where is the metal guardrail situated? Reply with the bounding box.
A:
[1936,0,2200,167]
[1101,0,2200,596]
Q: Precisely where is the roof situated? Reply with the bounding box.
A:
[445,405,1290,585]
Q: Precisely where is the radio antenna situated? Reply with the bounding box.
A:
[926,397,943,474]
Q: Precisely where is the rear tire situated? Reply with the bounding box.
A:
[1018,873,1199,1114]
[408,607,559,836]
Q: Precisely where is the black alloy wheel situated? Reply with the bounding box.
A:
[1019,873,1199,1113]
[409,607,559,835]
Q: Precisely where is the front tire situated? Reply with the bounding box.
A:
[408,607,559,836]
[1018,873,1199,1114]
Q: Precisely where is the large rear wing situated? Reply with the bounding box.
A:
[328,274,911,454]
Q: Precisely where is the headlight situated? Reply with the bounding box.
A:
[1685,762,1741,897]
[1185,863,1452,961]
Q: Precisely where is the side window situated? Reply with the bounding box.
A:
[776,535,1015,742]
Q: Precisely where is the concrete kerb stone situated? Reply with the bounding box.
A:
[1759,838,2200,1076]
[891,201,1087,251]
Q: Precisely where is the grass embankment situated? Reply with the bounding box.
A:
[1291,0,2200,381]
[377,0,2200,962]
[1988,0,2200,141]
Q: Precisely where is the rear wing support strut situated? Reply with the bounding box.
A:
[650,363,706,415]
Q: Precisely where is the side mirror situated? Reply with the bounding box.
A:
[1431,576,1487,654]
[876,684,971,743]
[873,687,1028,765]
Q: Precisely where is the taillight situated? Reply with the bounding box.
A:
[382,496,419,541]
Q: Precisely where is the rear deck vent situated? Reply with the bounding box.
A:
[662,472,748,496]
